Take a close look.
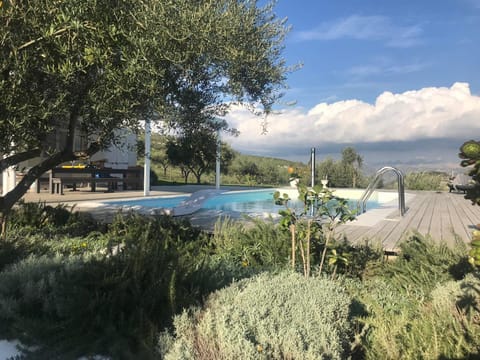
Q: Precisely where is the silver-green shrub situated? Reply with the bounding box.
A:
[160,271,354,359]
[397,274,480,359]
[349,274,480,359]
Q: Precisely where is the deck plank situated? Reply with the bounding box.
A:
[382,193,431,250]
[445,194,471,244]
[338,191,480,250]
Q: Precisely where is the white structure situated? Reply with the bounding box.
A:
[1,129,137,194]
[1,166,16,196]
[143,119,151,196]
[90,130,137,169]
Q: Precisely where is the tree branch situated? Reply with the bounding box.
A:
[0,149,41,172]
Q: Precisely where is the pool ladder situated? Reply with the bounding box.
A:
[357,166,406,216]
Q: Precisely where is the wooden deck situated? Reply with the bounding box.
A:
[338,191,480,251]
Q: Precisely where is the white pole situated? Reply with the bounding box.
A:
[2,148,16,196]
[144,119,151,196]
[215,128,221,190]
[1,167,16,196]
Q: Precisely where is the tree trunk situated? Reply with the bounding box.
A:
[0,144,89,239]
[0,211,7,240]
[290,224,296,268]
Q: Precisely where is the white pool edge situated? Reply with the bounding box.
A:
[67,188,415,227]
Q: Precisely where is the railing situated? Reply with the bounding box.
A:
[357,166,406,216]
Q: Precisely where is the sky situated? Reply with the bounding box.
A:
[224,0,480,172]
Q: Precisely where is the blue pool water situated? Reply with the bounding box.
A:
[104,189,380,215]
[107,195,190,208]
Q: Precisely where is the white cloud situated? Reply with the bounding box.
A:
[295,15,423,47]
[225,83,480,158]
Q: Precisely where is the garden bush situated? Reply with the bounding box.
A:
[2,205,479,359]
[210,217,290,271]
[7,201,101,239]
[350,274,480,359]
[0,254,108,358]
[404,171,446,191]
[1,202,103,272]
[380,233,471,297]
[0,214,224,359]
[343,233,478,359]
[160,271,355,359]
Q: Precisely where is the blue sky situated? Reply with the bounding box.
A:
[226,0,480,171]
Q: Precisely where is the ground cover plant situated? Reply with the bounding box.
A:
[0,209,218,359]
[0,202,479,359]
[159,271,355,360]
[346,235,480,359]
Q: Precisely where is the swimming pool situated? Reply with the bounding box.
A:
[102,188,382,216]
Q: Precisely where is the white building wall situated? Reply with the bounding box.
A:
[90,130,137,169]
[1,166,16,196]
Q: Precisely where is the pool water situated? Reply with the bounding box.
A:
[104,189,380,215]
[107,195,190,208]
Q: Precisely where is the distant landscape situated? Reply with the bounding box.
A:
[139,132,451,192]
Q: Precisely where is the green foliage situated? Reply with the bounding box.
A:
[274,187,356,277]
[160,271,355,360]
[0,0,291,230]
[381,233,471,297]
[343,233,478,359]
[167,134,235,184]
[350,274,480,360]
[459,139,480,205]
[7,201,100,238]
[341,146,364,188]
[8,201,70,228]
[320,239,384,280]
[0,214,220,358]
[2,202,479,358]
[316,152,367,188]
[469,229,480,267]
[210,217,290,271]
[404,171,446,191]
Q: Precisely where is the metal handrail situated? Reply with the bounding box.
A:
[357,166,406,216]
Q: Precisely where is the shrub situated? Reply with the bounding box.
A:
[0,231,109,273]
[0,214,219,358]
[1,204,103,272]
[7,201,101,239]
[210,217,290,271]
[398,274,480,359]
[0,255,106,357]
[380,233,471,297]
[351,274,480,360]
[317,239,384,280]
[8,201,71,229]
[344,277,421,359]
[160,271,355,359]
[404,171,446,191]
[343,234,477,359]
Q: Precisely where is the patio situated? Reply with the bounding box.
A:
[338,190,480,251]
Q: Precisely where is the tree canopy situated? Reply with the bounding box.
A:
[0,0,290,232]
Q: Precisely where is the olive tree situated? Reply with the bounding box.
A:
[0,0,290,235]
[341,146,363,188]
